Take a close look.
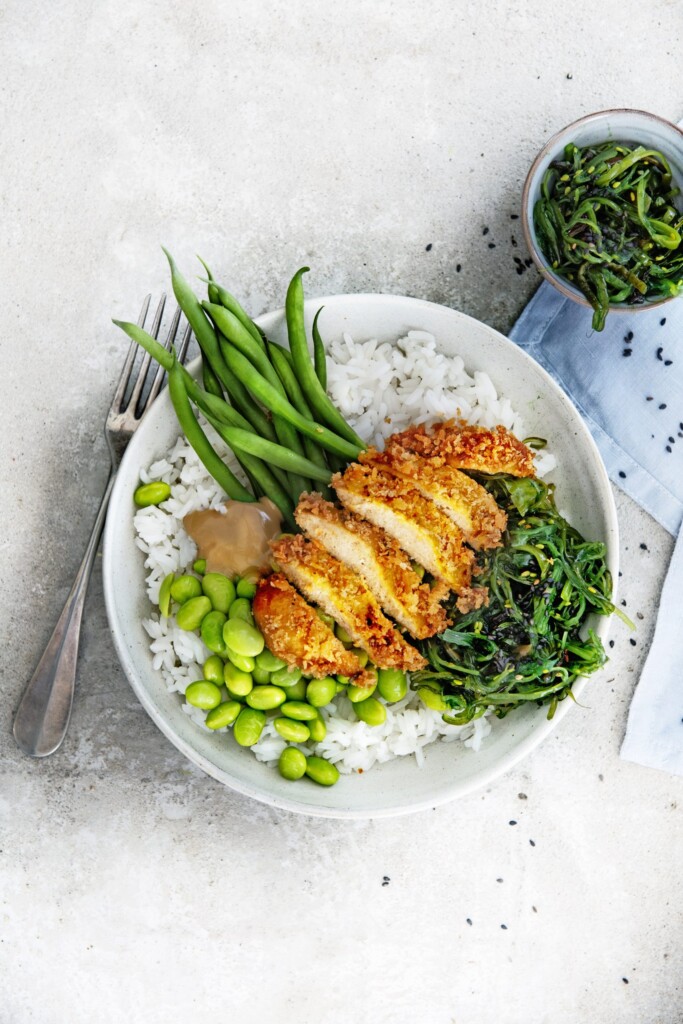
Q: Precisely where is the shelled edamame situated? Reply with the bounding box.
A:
[150,561,412,788]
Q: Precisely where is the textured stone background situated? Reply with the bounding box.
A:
[1,1,682,1022]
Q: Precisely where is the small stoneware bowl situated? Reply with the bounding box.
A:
[522,108,683,317]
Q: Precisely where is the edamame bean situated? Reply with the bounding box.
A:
[224,662,253,697]
[176,595,212,631]
[228,597,255,624]
[280,678,306,701]
[134,481,171,507]
[335,623,354,645]
[307,712,327,743]
[193,558,207,574]
[354,696,386,727]
[335,681,346,694]
[315,608,336,630]
[274,718,311,743]
[158,573,175,617]
[205,700,241,729]
[279,746,307,780]
[203,655,225,686]
[280,701,318,721]
[255,650,288,673]
[233,707,265,746]
[305,755,339,787]
[348,647,369,668]
[202,572,236,614]
[271,665,302,687]
[236,577,258,599]
[347,676,377,703]
[200,610,228,655]
[417,686,447,711]
[252,666,271,685]
[377,667,408,703]
[170,574,203,603]
[306,676,336,708]
[246,685,287,711]
[223,618,265,657]
[225,650,256,673]
[185,680,222,710]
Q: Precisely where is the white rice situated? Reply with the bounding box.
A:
[134,329,556,774]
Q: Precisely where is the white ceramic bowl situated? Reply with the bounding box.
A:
[103,294,618,818]
[522,108,683,315]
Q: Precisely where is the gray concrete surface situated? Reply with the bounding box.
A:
[1,1,682,1022]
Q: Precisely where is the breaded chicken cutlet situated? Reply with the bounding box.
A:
[295,492,450,640]
[332,463,475,592]
[253,574,374,685]
[388,421,536,478]
[271,534,427,672]
[359,447,507,550]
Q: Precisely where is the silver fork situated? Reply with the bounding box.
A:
[12,297,192,757]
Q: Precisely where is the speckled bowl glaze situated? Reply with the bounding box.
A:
[522,108,683,316]
[103,294,619,818]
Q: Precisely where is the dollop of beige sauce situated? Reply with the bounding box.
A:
[184,498,282,579]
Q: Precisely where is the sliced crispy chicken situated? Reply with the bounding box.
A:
[295,492,450,640]
[271,534,427,672]
[388,420,536,478]
[332,463,475,591]
[253,574,373,684]
[359,446,507,550]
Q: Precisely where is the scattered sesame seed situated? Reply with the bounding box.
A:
[382,876,390,886]
[529,839,536,847]
[659,403,667,410]
[466,918,472,926]
[666,445,672,453]
[669,437,675,444]
[425,243,432,252]
[524,258,533,267]
[482,226,489,235]
[618,471,626,479]
[518,792,527,800]
[511,235,518,247]
[566,72,573,79]
[625,331,634,341]
[510,213,519,220]
[456,263,462,272]
[509,820,517,826]
[609,640,615,648]
[501,924,508,930]
[622,977,629,985]
[660,318,667,326]
[488,242,496,249]
[630,638,637,647]
[657,347,663,361]
[497,878,504,883]
[665,359,673,366]
[623,349,632,357]
[640,543,648,550]
[646,396,653,401]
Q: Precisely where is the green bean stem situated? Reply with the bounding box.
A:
[312,306,327,390]
[285,268,364,447]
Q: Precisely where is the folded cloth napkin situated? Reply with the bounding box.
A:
[509,281,683,776]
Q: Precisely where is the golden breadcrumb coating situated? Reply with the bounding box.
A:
[270,534,426,671]
[360,446,507,549]
[252,573,373,684]
[388,420,536,477]
[332,463,475,591]
[295,492,450,639]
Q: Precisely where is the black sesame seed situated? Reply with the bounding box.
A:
[659,403,667,410]
[621,599,627,606]
[482,226,489,235]
[646,396,653,401]
[425,243,432,252]
[666,445,672,453]
[501,924,508,930]
[623,349,632,356]
[669,437,675,444]
[529,839,536,847]
[640,543,648,550]
[382,875,390,886]
[466,918,472,926]
[488,242,496,249]
[622,977,629,984]
[618,471,627,479]
[496,878,504,883]
[665,360,673,366]
[518,792,527,800]
[609,640,615,648]
[510,213,519,220]
[657,347,663,361]
[625,331,634,342]
[679,423,683,431]
[516,267,525,275]
[678,432,683,439]
[524,258,533,267]
[566,72,573,79]
[629,638,637,646]
[660,317,667,325]
[509,820,517,826]
[511,235,518,247]
[456,264,462,272]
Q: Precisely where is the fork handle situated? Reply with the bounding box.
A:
[13,470,117,757]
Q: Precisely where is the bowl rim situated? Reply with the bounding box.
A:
[521,107,683,313]
[103,292,619,818]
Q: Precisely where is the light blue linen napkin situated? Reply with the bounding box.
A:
[509,282,683,776]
